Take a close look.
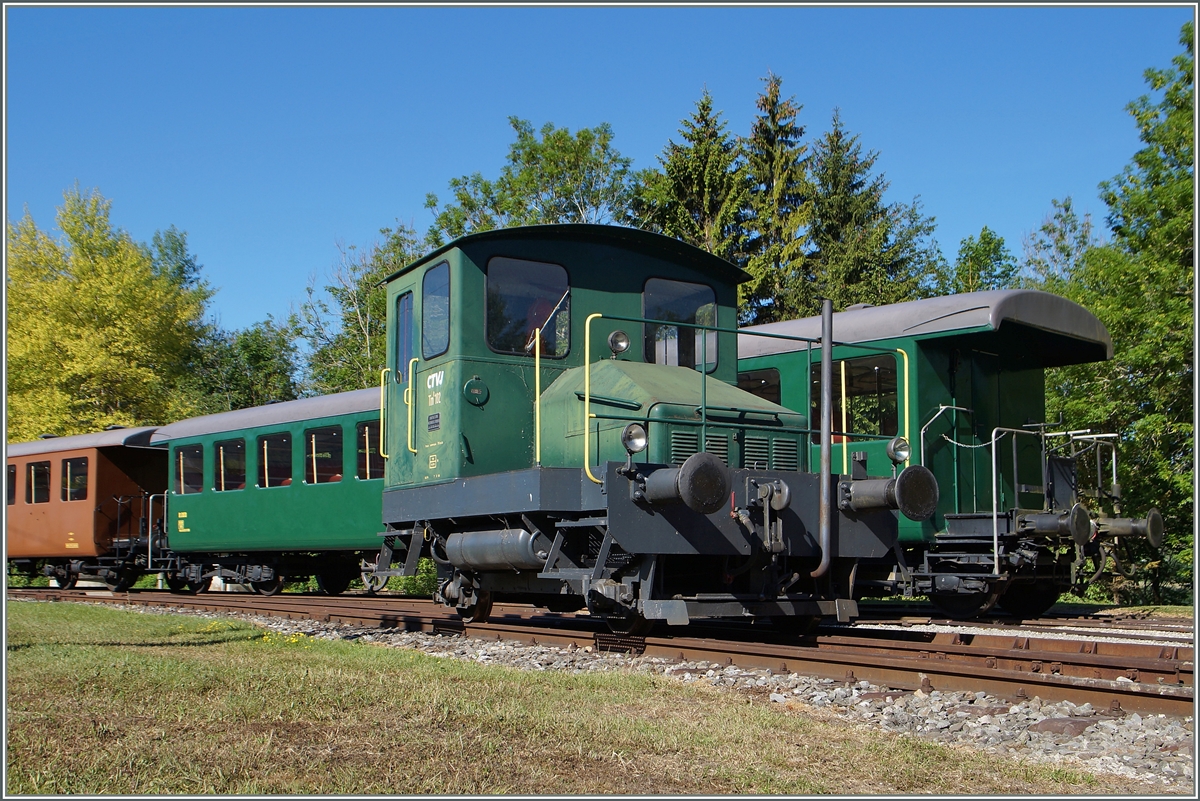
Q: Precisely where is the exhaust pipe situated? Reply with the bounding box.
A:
[812,299,834,579]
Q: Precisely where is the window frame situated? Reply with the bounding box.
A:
[421,261,451,360]
[60,456,89,502]
[214,438,247,492]
[809,353,900,444]
[304,425,345,485]
[7,464,17,506]
[394,290,415,382]
[25,461,51,504]
[484,255,571,359]
[174,445,204,495]
[355,420,384,481]
[642,276,719,373]
[737,368,782,406]
[256,432,293,489]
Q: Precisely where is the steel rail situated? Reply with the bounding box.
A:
[10,589,1193,717]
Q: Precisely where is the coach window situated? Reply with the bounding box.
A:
[60,457,88,501]
[25,461,50,504]
[486,257,570,357]
[737,368,781,405]
[395,291,414,381]
[644,278,717,371]
[257,434,292,488]
[356,421,384,480]
[809,355,898,443]
[305,426,343,484]
[174,445,203,494]
[215,439,246,491]
[8,465,18,505]
[422,262,450,359]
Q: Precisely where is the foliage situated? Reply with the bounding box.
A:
[802,110,943,315]
[5,187,210,441]
[739,73,812,324]
[298,223,424,394]
[425,118,633,247]
[1020,197,1101,289]
[628,90,749,264]
[1037,23,1194,604]
[932,226,1019,295]
[182,317,302,414]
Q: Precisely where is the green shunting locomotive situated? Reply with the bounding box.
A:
[738,290,1164,619]
[370,224,938,633]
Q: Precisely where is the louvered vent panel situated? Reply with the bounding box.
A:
[743,436,770,469]
[670,431,699,466]
[771,438,799,472]
[704,434,729,466]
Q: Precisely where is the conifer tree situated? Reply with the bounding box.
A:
[740,73,811,324]
[628,90,749,264]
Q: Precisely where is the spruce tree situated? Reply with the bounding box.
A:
[804,109,941,314]
[628,90,749,264]
[741,73,811,324]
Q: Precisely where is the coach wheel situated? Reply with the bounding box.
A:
[929,589,1000,620]
[52,571,78,590]
[251,576,284,596]
[457,590,493,624]
[316,571,353,596]
[165,575,191,593]
[605,612,653,637]
[105,570,137,593]
[998,580,1061,619]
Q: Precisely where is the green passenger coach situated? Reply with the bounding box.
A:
[739,290,1164,618]
[151,389,384,594]
[369,224,939,632]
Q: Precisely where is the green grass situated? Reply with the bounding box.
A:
[5,600,1158,795]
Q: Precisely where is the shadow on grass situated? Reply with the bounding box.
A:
[7,634,261,652]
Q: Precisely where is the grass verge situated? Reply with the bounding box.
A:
[5,600,1154,794]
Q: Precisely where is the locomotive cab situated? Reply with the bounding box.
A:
[374,225,938,632]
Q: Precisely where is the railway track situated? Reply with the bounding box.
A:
[9,587,1194,717]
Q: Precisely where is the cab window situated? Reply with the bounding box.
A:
[486,257,570,357]
[395,291,414,381]
[422,262,450,359]
[305,426,343,484]
[215,439,246,491]
[356,421,384,480]
[738,368,781,405]
[61,457,88,501]
[257,434,292,488]
[644,278,717,371]
[26,461,50,504]
[810,355,898,443]
[174,445,203,494]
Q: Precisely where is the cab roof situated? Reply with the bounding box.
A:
[738,289,1113,364]
[382,224,752,287]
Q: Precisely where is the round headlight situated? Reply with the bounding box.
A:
[886,436,911,464]
[621,423,648,454]
[608,330,630,355]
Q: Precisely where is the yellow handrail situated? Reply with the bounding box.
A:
[406,357,419,455]
[583,313,603,484]
[897,347,911,467]
[534,327,541,467]
[379,368,391,459]
[840,360,849,476]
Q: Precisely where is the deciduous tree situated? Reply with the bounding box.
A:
[933,226,1019,295]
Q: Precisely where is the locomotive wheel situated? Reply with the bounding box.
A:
[457,591,493,624]
[165,575,191,593]
[929,589,1000,620]
[998,581,1061,619]
[251,576,284,596]
[605,612,653,637]
[316,571,353,596]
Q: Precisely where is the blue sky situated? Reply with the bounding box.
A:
[5,4,1193,332]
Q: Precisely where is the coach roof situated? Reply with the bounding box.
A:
[738,289,1113,361]
[150,389,379,443]
[7,427,160,457]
